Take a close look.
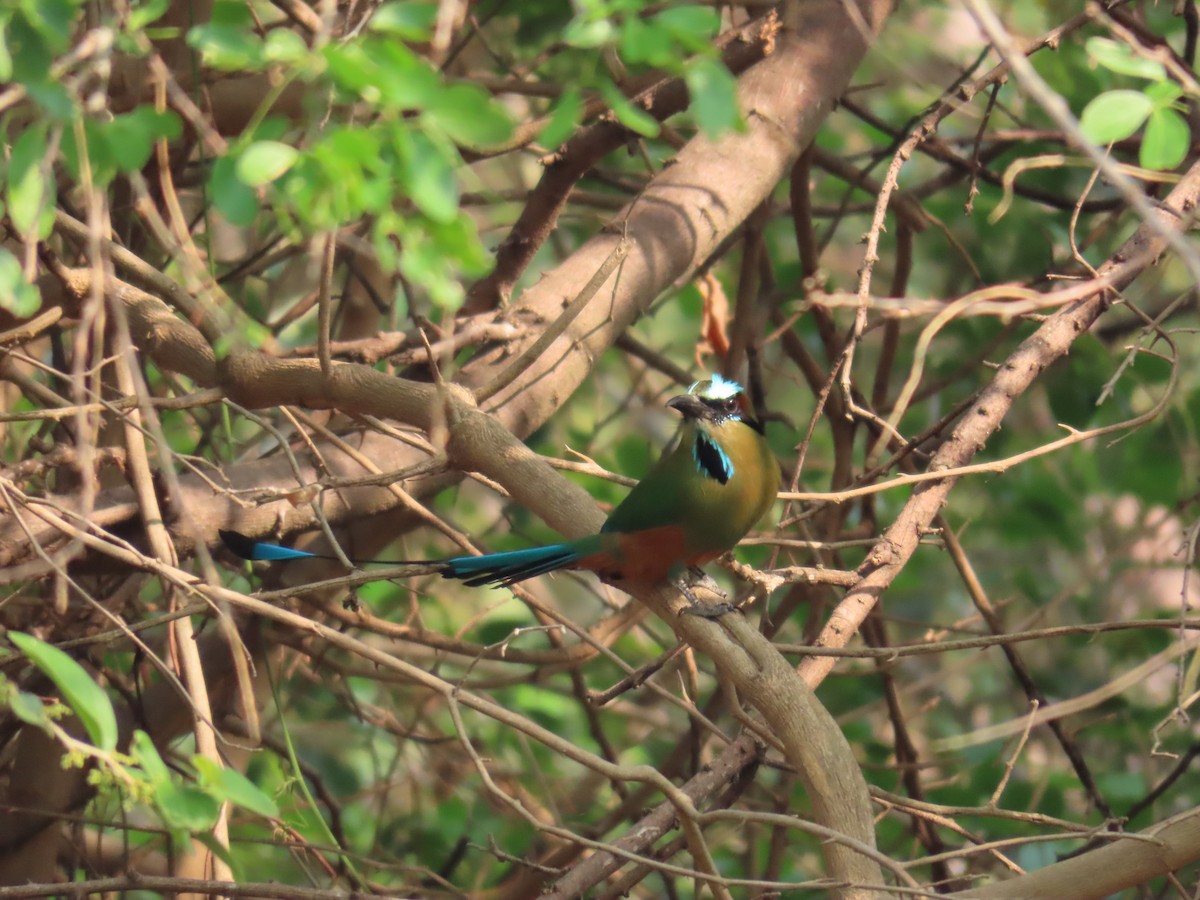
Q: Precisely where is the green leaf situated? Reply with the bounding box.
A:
[9,13,51,83]
[400,130,459,223]
[18,0,79,53]
[423,84,513,148]
[236,140,299,186]
[369,2,437,39]
[263,28,308,64]
[8,632,118,752]
[207,0,253,26]
[1079,90,1153,144]
[194,755,279,818]
[130,729,172,786]
[128,0,170,31]
[106,107,182,173]
[187,24,264,70]
[564,16,615,49]
[211,156,259,225]
[325,41,441,110]
[323,43,374,95]
[156,780,221,832]
[685,56,740,138]
[7,123,54,237]
[620,19,672,67]
[1144,80,1183,104]
[25,80,75,121]
[600,79,660,138]
[654,5,720,48]
[187,5,264,72]
[1141,107,1189,170]
[8,689,52,729]
[430,211,489,275]
[0,248,41,317]
[394,216,473,309]
[1085,37,1167,81]
[60,118,117,185]
[0,10,14,81]
[538,88,583,149]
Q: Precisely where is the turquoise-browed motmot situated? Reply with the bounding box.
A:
[221,375,779,600]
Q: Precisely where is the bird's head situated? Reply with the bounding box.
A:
[666,374,761,430]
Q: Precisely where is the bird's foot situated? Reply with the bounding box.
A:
[675,574,736,618]
[681,600,738,619]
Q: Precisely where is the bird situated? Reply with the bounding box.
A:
[220,374,779,609]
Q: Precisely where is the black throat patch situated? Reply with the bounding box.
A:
[693,431,733,484]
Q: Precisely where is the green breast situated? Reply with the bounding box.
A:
[602,419,778,557]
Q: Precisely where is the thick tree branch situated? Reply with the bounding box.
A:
[952,807,1200,900]
[462,12,783,313]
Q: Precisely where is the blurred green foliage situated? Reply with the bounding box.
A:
[4,0,1200,895]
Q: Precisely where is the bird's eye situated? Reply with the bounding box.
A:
[723,397,740,413]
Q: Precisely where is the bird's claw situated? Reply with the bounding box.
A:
[674,576,736,618]
[681,600,737,618]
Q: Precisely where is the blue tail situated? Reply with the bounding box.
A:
[442,544,581,588]
[218,530,423,565]
[219,529,582,589]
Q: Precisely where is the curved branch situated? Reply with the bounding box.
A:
[952,807,1200,900]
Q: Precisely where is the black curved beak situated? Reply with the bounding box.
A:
[667,394,708,420]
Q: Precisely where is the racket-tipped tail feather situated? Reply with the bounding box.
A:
[218,529,319,562]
